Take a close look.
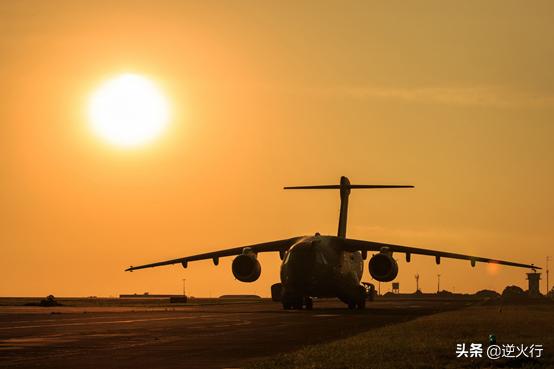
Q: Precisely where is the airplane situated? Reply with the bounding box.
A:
[126,176,539,310]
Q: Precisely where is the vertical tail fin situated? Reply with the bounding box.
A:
[284,176,413,238]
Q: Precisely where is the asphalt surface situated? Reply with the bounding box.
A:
[0,299,471,369]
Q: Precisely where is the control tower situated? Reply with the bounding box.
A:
[526,272,542,297]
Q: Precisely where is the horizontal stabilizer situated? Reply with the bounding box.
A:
[284,184,413,189]
[284,177,413,238]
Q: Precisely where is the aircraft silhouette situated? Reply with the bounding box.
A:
[126,176,538,309]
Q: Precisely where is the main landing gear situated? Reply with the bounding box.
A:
[347,299,365,310]
[282,296,313,310]
[347,285,369,310]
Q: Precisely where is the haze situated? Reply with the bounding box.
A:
[1,1,553,297]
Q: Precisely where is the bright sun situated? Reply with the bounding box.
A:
[88,73,170,148]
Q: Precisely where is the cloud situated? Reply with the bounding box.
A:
[304,85,554,109]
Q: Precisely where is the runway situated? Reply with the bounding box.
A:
[0,299,469,369]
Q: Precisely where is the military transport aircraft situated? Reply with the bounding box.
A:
[126,176,539,310]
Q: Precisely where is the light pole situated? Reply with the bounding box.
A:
[547,256,550,295]
[437,274,441,293]
[182,278,186,296]
[415,273,420,293]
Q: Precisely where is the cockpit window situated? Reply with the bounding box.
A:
[283,251,291,264]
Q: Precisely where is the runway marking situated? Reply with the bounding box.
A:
[0,315,151,325]
[0,313,253,331]
[0,313,246,330]
[0,336,76,347]
[0,315,200,330]
[313,314,340,317]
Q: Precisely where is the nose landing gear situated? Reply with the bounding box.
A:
[305,297,313,310]
[282,296,313,310]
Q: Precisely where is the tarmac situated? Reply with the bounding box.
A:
[0,298,470,369]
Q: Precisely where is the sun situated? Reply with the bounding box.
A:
[88,73,171,148]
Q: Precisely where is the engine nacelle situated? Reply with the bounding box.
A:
[368,252,398,282]
[232,253,261,282]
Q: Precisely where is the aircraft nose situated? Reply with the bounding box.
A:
[284,242,315,287]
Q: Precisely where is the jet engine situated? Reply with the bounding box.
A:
[368,252,398,282]
[232,253,261,282]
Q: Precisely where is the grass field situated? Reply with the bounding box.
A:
[246,304,553,369]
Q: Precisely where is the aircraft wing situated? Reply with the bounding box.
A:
[339,238,539,269]
[125,236,304,272]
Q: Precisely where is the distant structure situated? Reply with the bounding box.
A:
[526,272,542,297]
[170,295,187,303]
[415,274,420,292]
[219,295,261,300]
[392,282,400,294]
[547,256,550,295]
[120,293,183,298]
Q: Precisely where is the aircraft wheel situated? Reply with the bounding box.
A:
[284,296,303,310]
[347,302,356,310]
[357,299,366,309]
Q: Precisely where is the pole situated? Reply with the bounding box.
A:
[182,279,186,296]
[415,274,420,293]
[437,274,441,293]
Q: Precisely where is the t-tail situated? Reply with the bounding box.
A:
[284,176,414,238]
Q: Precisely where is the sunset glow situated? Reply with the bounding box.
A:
[2,1,552,298]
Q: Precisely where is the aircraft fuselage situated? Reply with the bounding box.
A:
[279,234,366,308]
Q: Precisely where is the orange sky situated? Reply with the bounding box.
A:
[1,1,553,297]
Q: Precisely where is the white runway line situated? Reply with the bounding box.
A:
[0,315,199,330]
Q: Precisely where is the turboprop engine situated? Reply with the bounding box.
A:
[368,252,398,282]
[232,250,261,282]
